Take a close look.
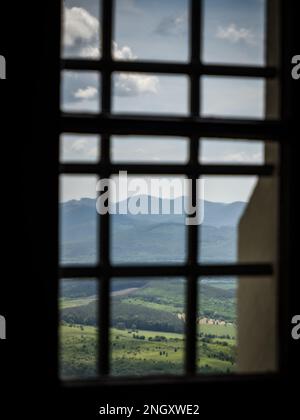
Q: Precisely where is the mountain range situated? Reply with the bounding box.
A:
[60,196,246,265]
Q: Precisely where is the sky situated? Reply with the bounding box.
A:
[61,0,266,203]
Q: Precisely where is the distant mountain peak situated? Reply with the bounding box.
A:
[61,195,246,228]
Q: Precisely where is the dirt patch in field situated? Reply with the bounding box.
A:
[111,288,139,297]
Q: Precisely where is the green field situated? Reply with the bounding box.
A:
[61,296,97,309]
[60,324,236,378]
[60,324,98,378]
[199,323,236,338]
[60,278,237,378]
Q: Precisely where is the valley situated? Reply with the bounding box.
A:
[60,196,243,378]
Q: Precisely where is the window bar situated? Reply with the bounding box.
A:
[61,58,277,79]
[98,0,113,377]
[60,163,274,177]
[61,114,283,141]
[185,0,202,376]
[57,0,281,382]
[60,263,273,280]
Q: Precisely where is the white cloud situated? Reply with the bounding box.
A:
[70,70,159,101]
[63,6,159,99]
[70,138,89,152]
[78,41,137,60]
[61,135,99,162]
[114,73,159,97]
[224,152,262,163]
[70,139,98,158]
[79,45,99,58]
[63,6,138,60]
[74,86,98,99]
[118,0,142,16]
[155,14,187,37]
[113,41,137,60]
[216,23,255,45]
[204,152,262,164]
[63,7,99,47]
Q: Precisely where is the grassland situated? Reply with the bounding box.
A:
[60,323,236,378]
[60,278,237,378]
[60,324,98,378]
[61,296,97,309]
[199,323,236,338]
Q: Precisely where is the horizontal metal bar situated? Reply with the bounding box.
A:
[202,64,277,78]
[61,59,277,78]
[61,372,279,389]
[59,163,274,176]
[60,263,273,279]
[197,164,274,176]
[60,114,283,140]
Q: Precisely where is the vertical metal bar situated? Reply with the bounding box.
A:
[185,0,202,375]
[101,0,113,113]
[49,0,62,385]
[185,176,199,375]
[98,0,113,376]
[190,0,201,117]
[277,0,296,377]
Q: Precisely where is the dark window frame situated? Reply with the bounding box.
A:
[56,0,291,387]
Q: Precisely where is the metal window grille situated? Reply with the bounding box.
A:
[59,0,282,381]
